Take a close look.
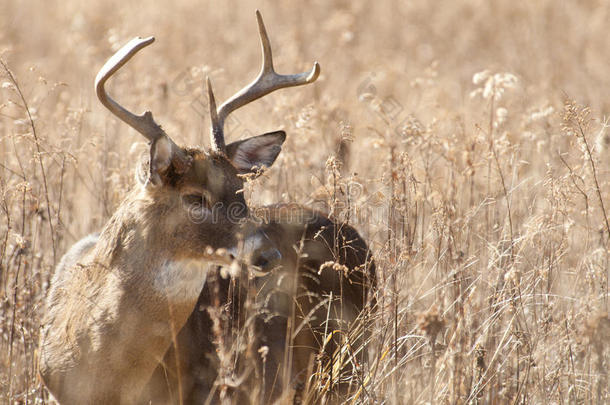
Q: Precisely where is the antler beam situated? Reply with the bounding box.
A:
[95,36,191,173]
[95,37,169,142]
[208,10,320,152]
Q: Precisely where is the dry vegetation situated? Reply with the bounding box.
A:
[1,0,609,403]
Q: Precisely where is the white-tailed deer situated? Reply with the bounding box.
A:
[40,11,375,404]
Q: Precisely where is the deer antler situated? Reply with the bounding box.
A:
[95,36,191,172]
[208,10,320,153]
[95,37,165,141]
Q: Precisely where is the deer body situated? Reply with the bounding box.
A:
[40,11,375,404]
[40,158,267,404]
[143,205,375,404]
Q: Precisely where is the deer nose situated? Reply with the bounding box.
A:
[253,247,282,270]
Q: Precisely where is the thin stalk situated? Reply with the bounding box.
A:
[576,121,610,240]
[0,58,57,264]
[487,86,514,262]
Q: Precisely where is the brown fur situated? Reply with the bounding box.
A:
[40,15,376,403]
[40,140,376,405]
[39,149,256,404]
[41,146,376,404]
[142,204,376,404]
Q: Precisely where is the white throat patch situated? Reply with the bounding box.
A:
[153,231,278,302]
[153,259,212,303]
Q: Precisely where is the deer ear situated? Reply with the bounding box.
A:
[226,131,286,174]
[137,136,176,186]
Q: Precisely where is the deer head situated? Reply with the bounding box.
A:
[92,10,319,250]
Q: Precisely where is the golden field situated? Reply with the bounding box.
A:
[1,0,609,403]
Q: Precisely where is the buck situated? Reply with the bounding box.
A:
[40,11,375,404]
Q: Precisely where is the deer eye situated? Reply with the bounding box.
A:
[182,193,211,210]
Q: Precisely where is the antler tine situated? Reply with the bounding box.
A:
[210,10,320,153]
[207,77,225,151]
[95,36,166,142]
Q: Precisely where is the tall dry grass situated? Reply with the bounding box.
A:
[1,0,609,403]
